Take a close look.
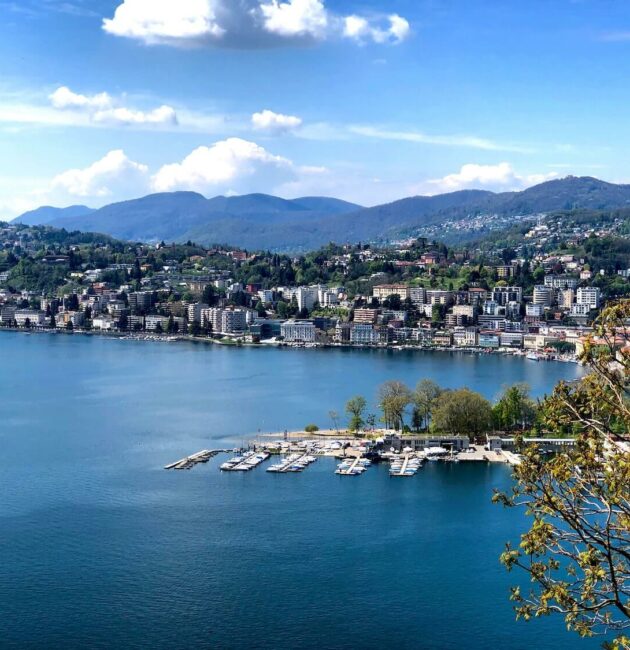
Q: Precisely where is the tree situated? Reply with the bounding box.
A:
[495,303,630,646]
[346,395,367,432]
[366,413,377,431]
[432,388,493,438]
[378,381,412,430]
[414,379,442,431]
[492,384,537,432]
[328,410,340,432]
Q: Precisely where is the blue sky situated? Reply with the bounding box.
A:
[0,0,629,217]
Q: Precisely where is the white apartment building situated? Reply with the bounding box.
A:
[14,309,46,327]
[296,287,318,311]
[350,323,379,345]
[281,320,316,342]
[221,309,247,334]
[576,286,601,310]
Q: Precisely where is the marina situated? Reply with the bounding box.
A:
[335,456,371,475]
[266,453,318,473]
[220,451,270,471]
[389,454,423,477]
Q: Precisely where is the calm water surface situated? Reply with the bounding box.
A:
[0,333,598,648]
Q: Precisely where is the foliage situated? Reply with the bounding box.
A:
[494,303,630,645]
[431,388,493,438]
[378,381,412,430]
[413,379,442,431]
[345,395,367,432]
[492,384,537,431]
[304,424,319,433]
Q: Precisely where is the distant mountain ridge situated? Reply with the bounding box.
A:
[14,204,95,226]
[11,176,630,251]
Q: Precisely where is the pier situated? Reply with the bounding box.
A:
[335,456,370,476]
[389,454,422,477]
[221,451,270,471]
[267,453,317,473]
[164,449,220,470]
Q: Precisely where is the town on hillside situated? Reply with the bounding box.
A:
[0,213,627,359]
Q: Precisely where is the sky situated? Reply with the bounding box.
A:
[1,0,630,218]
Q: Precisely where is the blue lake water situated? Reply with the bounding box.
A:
[0,332,600,648]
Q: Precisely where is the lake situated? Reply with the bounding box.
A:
[0,332,598,648]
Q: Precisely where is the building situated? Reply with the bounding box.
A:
[295,287,318,311]
[500,332,523,348]
[221,309,247,334]
[558,289,575,309]
[372,284,411,301]
[478,332,500,348]
[576,286,601,310]
[281,320,316,342]
[14,309,46,327]
[409,287,426,305]
[128,291,154,313]
[452,327,477,347]
[353,308,378,324]
[492,286,523,305]
[187,302,209,324]
[145,315,170,331]
[533,285,554,307]
[350,323,379,345]
[544,275,579,290]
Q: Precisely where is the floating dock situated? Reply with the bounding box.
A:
[221,451,270,471]
[164,449,220,470]
[335,456,370,476]
[267,453,317,473]
[389,454,422,477]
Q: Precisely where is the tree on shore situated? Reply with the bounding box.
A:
[494,303,630,646]
[346,395,367,433]
[492,384,537,432]
[328,410,340,432]
[431,388,493,439]
[413,379,442,431]
[378,381,412,430]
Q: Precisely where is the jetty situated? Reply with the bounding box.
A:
[267,453,317,473]
[164,449,220,470]
[335,456,370,476]
[389,454,422,477]
[221,451,269,471]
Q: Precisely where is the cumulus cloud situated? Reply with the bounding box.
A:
[343,14,410,44]
[259,0,328,39]
[49,86,113,111]
[102,0,411,48]
[49,86,178,127]
[425,162,558,193]
[251,109,302,133]
[152,137,296,193]
[50,150,149,198]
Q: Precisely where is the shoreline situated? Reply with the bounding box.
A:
[0,326,580,363]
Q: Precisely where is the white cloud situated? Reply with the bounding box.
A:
[343,14,409,44]
[351,125,533,153]
[93,105,178,126]
[152,137,295,193]
[259,0,328,39]
[425,162,558,193]
[48,85,178,127]
[102,0,411,47]
[49,86,113,111]
[251,109,302,133]
[50,150,149,198]
[103,0,225,45]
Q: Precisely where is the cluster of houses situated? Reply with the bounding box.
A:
[0,266,605,356]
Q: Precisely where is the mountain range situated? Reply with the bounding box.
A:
[10,176,630,251]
